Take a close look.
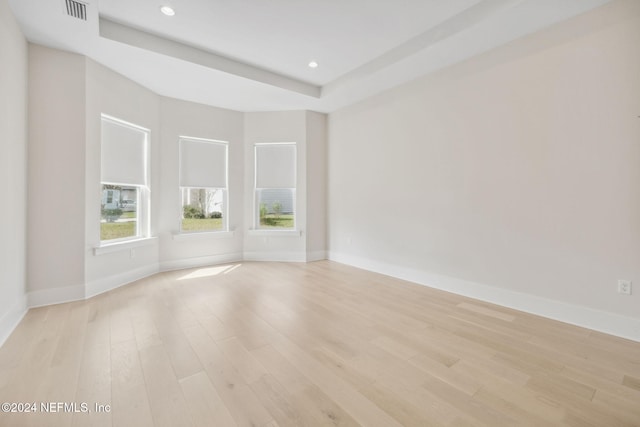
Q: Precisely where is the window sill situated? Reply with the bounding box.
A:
[246,229,301,237]
[94,236,158,255]
[172,231,235,241]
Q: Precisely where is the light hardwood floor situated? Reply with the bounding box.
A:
[0,261,639,426]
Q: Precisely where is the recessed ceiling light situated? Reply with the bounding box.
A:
[308,61,319,69]
[160,5,175,16]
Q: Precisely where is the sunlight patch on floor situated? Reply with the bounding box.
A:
[178,263,242,280]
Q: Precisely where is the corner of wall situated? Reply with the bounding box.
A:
[0,295,27,348]
[0,0,29,348]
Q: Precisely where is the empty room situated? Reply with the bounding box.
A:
[1,0,639,426]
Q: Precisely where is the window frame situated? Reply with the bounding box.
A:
[99,114,150,245]
[254,142,297,230]
[178,137,229,234]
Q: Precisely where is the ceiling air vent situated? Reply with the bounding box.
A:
[65,0,87,20]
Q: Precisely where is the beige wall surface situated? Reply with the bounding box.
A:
[84,58,161,286]
[328,0,640,321]
[158,97,244,265]
[243,111,308,259]
[242,110,327,262]
[0,0,28,342]
[24,46,328,302]
[28,45,86,297]
[306,111,328,258]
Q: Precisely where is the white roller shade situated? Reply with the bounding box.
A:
[101,117,148,185]
[180,139,228,188]
[255,143,296,188]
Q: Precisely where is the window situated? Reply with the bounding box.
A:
[100,115,150,242]
[255,142,296,229]
[179,137,228,233]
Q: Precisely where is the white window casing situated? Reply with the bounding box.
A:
[99,114,151,246]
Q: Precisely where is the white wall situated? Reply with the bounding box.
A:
[25,49,162,304]
[328,0,640,339]
[158,97,244,270]
[84,58,162,295]
[23,47,327,309]
[27,45,86,306]
[243,111,308,261]
[306,111,327,261]
[242,111,328,262]
[0,0,28,344]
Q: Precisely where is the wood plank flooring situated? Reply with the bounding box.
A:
[0,260,639,426]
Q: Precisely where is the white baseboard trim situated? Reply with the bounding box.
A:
[159,253,243,272]
[21,250,307,313]
[28,283,86,308]
[328,251,640,342]
[306,250,327,262]
[0,295,28,347]
[85,263,160,299]
[243,251,307,262]
[1,251,329,350]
